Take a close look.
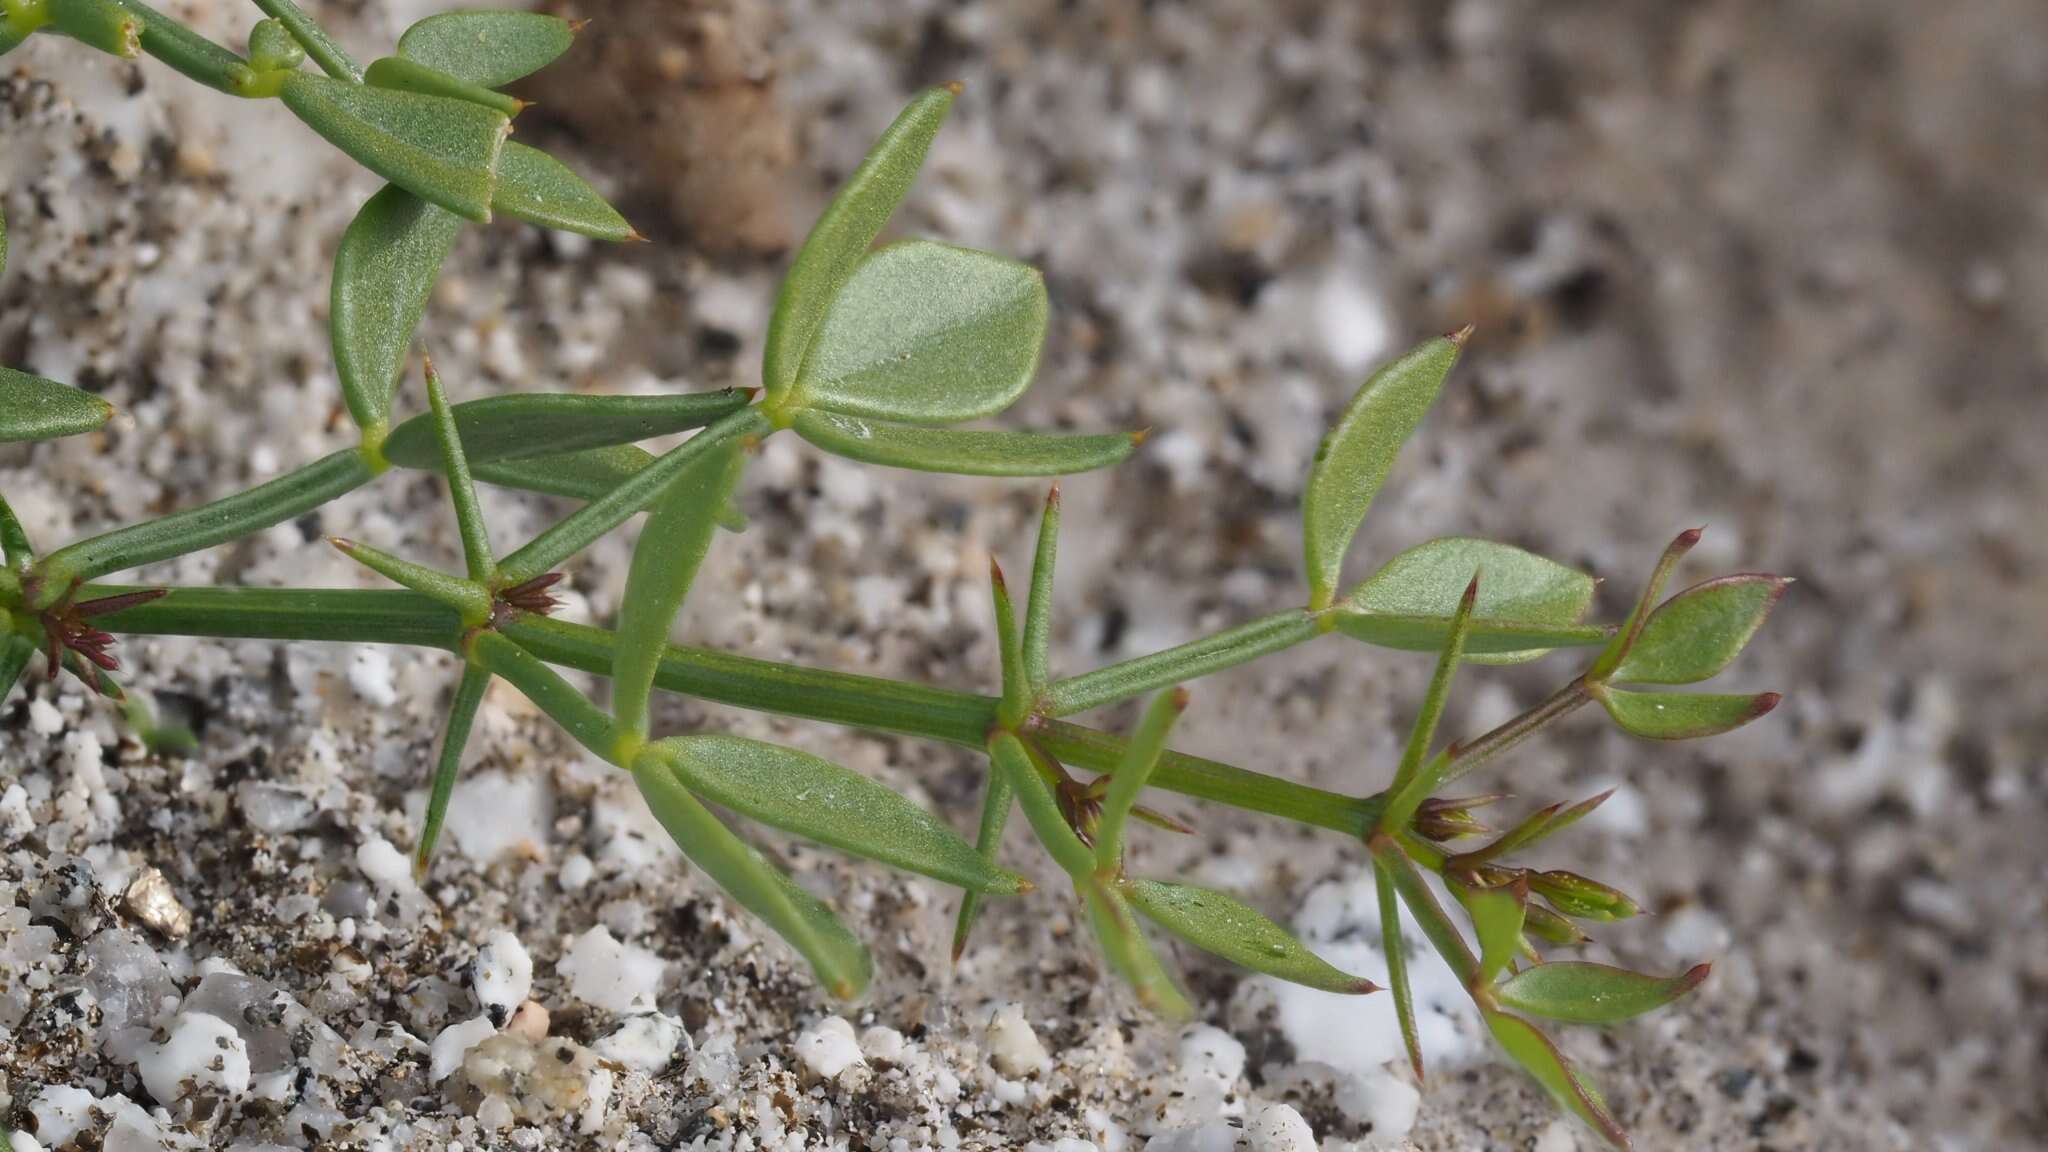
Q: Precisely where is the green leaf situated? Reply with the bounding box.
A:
[988,731,1094,878]
[280,74,508,222]
[1023,484,1061,689]
[471,445,652,501]
[1,635,34,706]
[990,560,1028,727]
[612,444,743,740]
[388,389,751,467]
[250,0,356,81]
[423,361,493,582]
[1611,575,1789,685]
[0,493,34,567]
[1094,688,1187,871]
[496,408,766,585]
[492,141,633,241]
[0,367,114,443]
[245,18,302,72]
[470,631,618,755]
[792,410,1134,476]
[950,766,1014,962]
[1590,528,1700,681]
[329,537,491,622]
[366,55,523,118]
[1375,858,1424,1079]
[1521,904,1590,948]
[1381,574,1478,826]
[1081,877,1190,1018]
[765,85,957,404]
[332,186,464,432]
[632,752,872,998]
[1338,537,1599,664]
[1528,871,1641,922]
[1596,686,1780,740]
[49,0,142,58]
[397,10,575,89]
[1497,961,1710,1026]
[1485,1011,1630,1148]
[417,662,489,877]
[1453,876,1526,983]
[1453,791,1613,868]
[652,734,1027,894]
[1124,878,1376,994]
[1301,333,1466,609]
[787,240,1047,425]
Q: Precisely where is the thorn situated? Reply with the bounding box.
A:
[1045,480,1061,508]
[1447,323,1476,347]
[624,229,651,244]
[422,352,438,383]
[1352,979,1383,996]
[1128,427,1152,447]
[567,17,590,33]
[942,79,965,96]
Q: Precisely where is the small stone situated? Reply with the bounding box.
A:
[431,1014,498,1082]
[506,1000,551,1043]
[557,925,665,1014]
[1244,1102,1316,1152]
[472,931,534,1027]
[1338,1067,1419,1142]
[123,867,192,940]
[355,836,415,894]
[137,1011,251,1104]
[794,1016,865,1081]
[592,1011,688,1073]
[986,1003,1051,1078]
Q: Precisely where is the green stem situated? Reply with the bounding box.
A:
[248,0,356,82]
[85,584,1371,833]
[105,0,249,93]
[32,449,378,603]
[1043,607,1322,717]
[1433,679,1593,791]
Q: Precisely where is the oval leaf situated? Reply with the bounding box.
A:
[1597,686,1780,740]
[281,74,508,222]
[654,733,1027,894]
[1302,334,1465,608]
[470,445,651,500]
[332,185,464,432]
[1332,613,1609,659]
[1339,537,1600,663]
[765,85,956,403]
[1125,878,1376,994]
[790,240,1047,425]
[365,55,523,117]
[1611,575,1789,685]
[385,390,752,469]
[1485,1010,1629,1148]
[492,141,633,241]
[1497,961,1710,1026]
[632,753,871,998]
[396,10,574,88]
[0,367,113,443]
[612,445,744,739]
[793,409,1135,477]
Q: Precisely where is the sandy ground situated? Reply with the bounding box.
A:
[4,1,2046,1149]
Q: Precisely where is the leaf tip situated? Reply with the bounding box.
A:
[328,536,357,553]
[989,557,1008,591]
[1045,480,1061,508]
[1168,685,1190,711]
[1129,426,1152,448]
[1751,691,1783,719]
[942,79,966,96]
[567,17,591,33]
[1447,323,1476,347]
[1351,978,1382,995]
[1675,525,1704,550]
[1681,961,1713,991]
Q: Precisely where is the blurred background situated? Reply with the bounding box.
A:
[4,1,2044,1148]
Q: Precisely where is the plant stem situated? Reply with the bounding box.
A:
[248,0,357,82]
[1432,678,1593,792]
[85,584,1372,833]
[1044,607,1322,717]
[32,449,378,602]
[104,0,249,93]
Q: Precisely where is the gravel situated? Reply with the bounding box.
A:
[5,0,2046,1149]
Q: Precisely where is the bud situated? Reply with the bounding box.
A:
[1530,870,1642,922]
[248,18,306,73]
[1415,794,1503,842]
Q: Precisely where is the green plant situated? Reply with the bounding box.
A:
[0,14,1789,1147]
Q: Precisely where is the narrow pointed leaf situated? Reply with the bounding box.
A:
[1370,836,1481,983]
[1,635,34,705]
[789,241,1047,425]
[1455,791,1611,867]
[653,734,1026,894]
[613,444,744,739]
[1522,904,1590,948]
[989,731,1093,878]
[1529,871,1641,922]
[497,408,766,585]
[366,55,524,117]
[951,767,1015,961]
[397,10,575,89]
[1023,484,1060,689]
[792,410,1135,476]
[765,85,956,403]
[1597,687,1780,740]
[989,561,1029,727]
[0,493,34,566]
[330,538,490,621]
[1382,575,1478,825]
[417,662,489,877]
[1,367,114,443]
[493,142,633,241]
[1485,1011,1630,1148]
[1125,878,1376,994]
[1497,961,1710,1026]
[386,390,753,470]
[1591,528,1701,681]
[424,362,493,582]
[1094,687,1186,871]
[1375,858,1424,1080]
[280,74,508,222]
[470,631,617,756]
[1302,333,1466,609]
[1454,876,1526,983]
[1082,878,1190,1018]
[1611,575,1789,685]
[632,753,871,998]
[332,185,464,431]
[1340,537,1597,664]
[471,445,652,500]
